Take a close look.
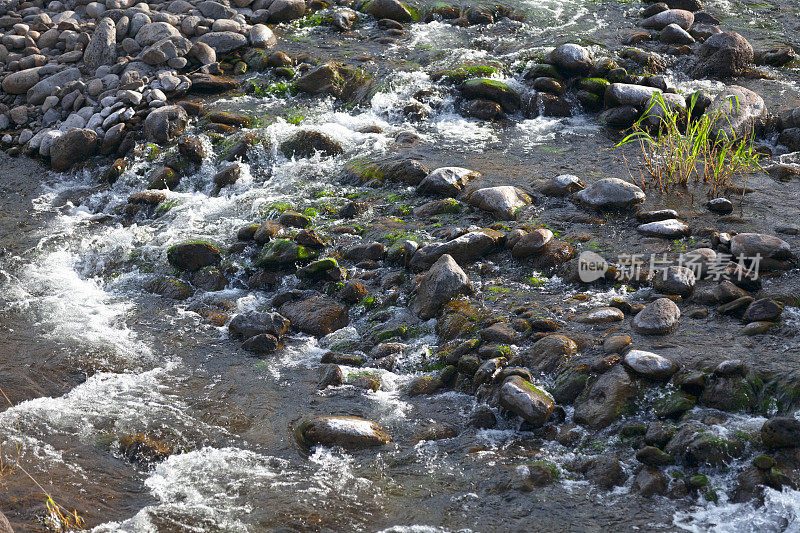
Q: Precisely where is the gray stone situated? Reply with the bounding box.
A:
[466,186,530,219]
[135,22,181,47]
[197,31,247,54]
[298,416,390,449]
[249,23,276,48]
[411,254,472,319]
[499,376,555,426]
[730,232,791,260]
[2,66,42,94]
[623,349,679,380]
[641,8,694,30]
[654,265,696,296]
[27,67,81,105]
[691,31,753,79]
[605,83,660,107]
[633,298,681,335]
[84,17,117,70]
[574,365,636,429]
[50,128,98,170]
[144,105,188,143]
[637,218,690,238]
[548,43,592,75]
[575,177,646,210]
[417,167,480,197]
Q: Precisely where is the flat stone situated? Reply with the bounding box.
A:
[575,177,646,210]
[298,416,390,450]
[417,167,480,197]
[637,218,690,238]
[623,349,679,380]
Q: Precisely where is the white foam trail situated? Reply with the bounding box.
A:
[674,487,800,532]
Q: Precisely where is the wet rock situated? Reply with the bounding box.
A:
[469,405,497,428]
[576,307,625,325]
[529,241,575,270]
[50,128,98,171]
[178,137,206,164]
[603,334,632,354]
[297,258,341,281]
[250,24,277,48]
[344,241,386,262]
[666,423,745,466]
[278,211,312,229]
[742,298,783,324]
[584,455,625,489]
[707,197,733,215]
[380,159,431,185]
[499,376,554,426]
[190,266,227,291]
[145,105,189,144]
[623,350,679,381]
[463,99,504,120]
[599,105,641,128]
[409,230,501,270]
[242,333,279,354]
[460,78,521,113]
[256,239,318,268]
[575,178,646,211]
[279,294,348,337]
[167,242,221,271]
[363,0,414,22]
[641,9,694,30]
[730,233,791,260]
[539,174,584,196]
[189,73,238,93]
[318,364,344,389]
[699,374,756,412]
[637,219,690,239]
[660,23,694,45]
[406,374,443,396]
[466,186,530,220]
[691,31,753,79]
[511,229,553,258]
[511,463,556,490]
[646,421,676,448]
[417,167,480,197]
[574,365,636,429]
[229,311,290,340]
[633,468,668,497]
[147,277,193,300]
[298,416,390,450]
[548,43,592,75]
[119,433,174,465]
[636,446,676,467]
[707,86,767,143]
[636,209,678,223]
[604,83,660,107]
[654,265,696,297]
[411,254,471,319]
[632,298,681,335]
[762,417,800,449]
[265,0,307,22]
[281,130,343,158]
[340,280,368,304]
[518,334,578,373]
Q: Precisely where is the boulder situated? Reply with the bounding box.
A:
[460,78,521,113]
[548,43,592,75]
[135,22,181,47]
[50,129,98,171]
[518,334,578,373]
[84,17,117,70]
[730,233,791,260]
[762,417,800,449]
[417,167,480,197]
[742,298,782,323]
[197,31,247,54]
[641,9,694,30]
[2,66,42,94]
[27,68,81,105]
[605,83,660,107]
[466,186,530,219]
[298,416,390,449]
[145,105,188,143]
[250,24,276,48]
[279,295,348,337]
[280,130,343,158]
[409,229,502,270]
[632,298,681,335]
[623,349,679,381]
[411,254,471,319]
[575,177,646,210]
[653,265,696,296]
[574,365,636,429]
[229,311,290,339]
[363,0,414,22]
[511,228,553,258]
[499,376,555,426]
[691,31,753,79]
[167,242,221,271]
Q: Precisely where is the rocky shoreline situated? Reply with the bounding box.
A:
[1,0,800,528]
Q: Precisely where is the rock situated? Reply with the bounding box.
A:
[604,334,632,354]
[707,86,766,142]
[742,298,782,323]
[198,0,236,18]
[27,67,81,105]
[198,31,247,54]
[266,0,308,22]
[280,130,343,158]
[298,416,390,449]
[636,446,676,467]
[145,105,188,144]
[167,242,221,271]
[50,129,99,171]
[460,78,521,113]
[576,307,625,324]
[466,186,530,219]
[604,83,660,107]
[417,167,480,197]
[637,219,690,239]
[229,311,290,339]
[318,364,343,388]
[411,254,471,319]
[520,334,578,373]
[84,17,117,70]
[574,365,636,429]
[463,99,504,120]
[242,334,279,354]
[633,468,668,497]
[762,417,800,449]
[189,73,237,93]
[623,350,679,381]
[469,405,497,428]
[730,233,791,260]
[660,23,694,45]
[584,456,625,489]
[256,239,317,268]
[539,174,584,196]
[188,42,216,65]
[0,512,11,533]
[250,24,276,48]
[409,229,502,270]
[691,31,753,79]
[363,0,414,22]
[136,22,181,47]
[666,423,745,466]
[279,294,348,337]
[296,63,343,96]
[575,177,646,210]
[512,229,553,258]
[548,43,592,75]
[499,376,555,426]
[190,266,227,291]
[633,298,681,335]
[2,66,41,94]
[654,265,696,296]
[641,9,694,30]
[707,197,733,214]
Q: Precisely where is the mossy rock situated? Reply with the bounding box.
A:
[654,391,696,419]
[576,77,611,96]
[255,239,318,268]
[346,371,382,391]
[460,78,521,113]
[434,65,500,85]
[527,63,562,80]
[167,241,221,271]
[297,257,339,280]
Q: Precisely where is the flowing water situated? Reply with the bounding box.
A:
[1,0,800,531]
